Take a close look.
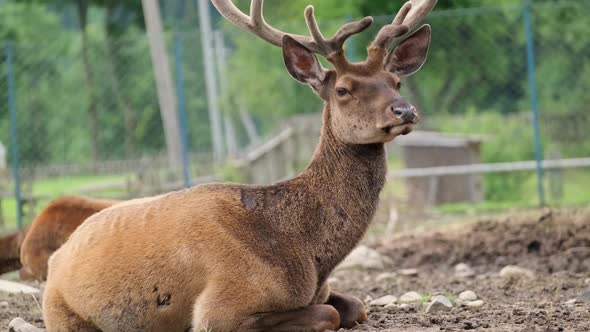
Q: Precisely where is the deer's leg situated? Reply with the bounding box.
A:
[43,288,100,332]
[314,282,367,329]
[325,290,367,329]
[240,304,340,332]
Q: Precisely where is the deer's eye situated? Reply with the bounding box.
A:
[336,87,349,96]
[396,81,402,90]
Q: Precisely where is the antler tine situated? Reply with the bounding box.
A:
[212,0,317,51]
[305,6,374,58]
[370,0,437,51]
[212,0,372,62]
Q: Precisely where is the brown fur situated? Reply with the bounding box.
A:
[0,197,118,279]
[19,196,119,280]
[43,2,434,331]
[0,227,28,275]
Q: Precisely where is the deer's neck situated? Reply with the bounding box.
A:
[298,105,387,282]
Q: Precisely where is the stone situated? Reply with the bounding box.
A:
[399,268,418,277]
[8,318,45,332]
[565,298,578,306]
[466,300,485,308]
[458,290,478,302]
[425,295,453,313]
[499,265,535,279]
[454,263,475,278]
[369,295,397,306]
[327,277,339,285]
[584,278,590,285]
[375,272,397,283]
[0,280,40,294]
[0,301,8,309]
[399,291,422,303]
[336,246,388,270]
[576,289,590,303]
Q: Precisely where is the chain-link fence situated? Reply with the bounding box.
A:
[1,0,589,230]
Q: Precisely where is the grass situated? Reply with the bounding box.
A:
[435,168,590,214]
[1,174,129,230]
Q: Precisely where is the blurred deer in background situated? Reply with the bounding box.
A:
[42,0,436,331]
[0,196,119,279]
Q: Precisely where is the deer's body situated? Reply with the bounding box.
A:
[44,112,384,331]
[44,1,436,330]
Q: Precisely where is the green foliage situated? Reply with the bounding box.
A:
[435,111,534,202]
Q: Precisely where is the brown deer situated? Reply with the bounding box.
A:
[42,0,436,331]
[0,196,119,279]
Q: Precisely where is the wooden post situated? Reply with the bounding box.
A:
[141,0,183,170]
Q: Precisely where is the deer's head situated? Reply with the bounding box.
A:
[212,0,436,144]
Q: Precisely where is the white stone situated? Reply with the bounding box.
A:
[0,300,8,309]
[425,295,453,313]
[458,290,477,302]
[337,246,388,270]
[466,300,485,308]
[399,291,422,303]
[565,298,578,306]
[454,263,475,278]
[399,268,419,276]
[584,278,590,285]
[327,277,339,285]
[8,318,45,332]
[375,272,397,283]
[499,265,535,279]
[0,280,40,294]
[370,295,397,306]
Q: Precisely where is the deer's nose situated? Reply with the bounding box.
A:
[391,105,416,123]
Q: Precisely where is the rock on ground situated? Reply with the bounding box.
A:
[369,295,397,306]
[499,265,535,279]
[425,295,453,313]
[458,290,477,301]
[466,300,485,308]
[399,291,422,303]
[9,318,45,332]
[0,281,40,295]
[337,245,388,270]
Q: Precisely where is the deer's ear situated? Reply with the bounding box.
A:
[386,24,431,77]
[282,35,326,92]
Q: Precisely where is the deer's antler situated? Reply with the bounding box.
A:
[212,0,437,68]
[211,0,372,60]
[368,0,437,65]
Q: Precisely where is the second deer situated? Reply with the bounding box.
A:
[42,0,437,331]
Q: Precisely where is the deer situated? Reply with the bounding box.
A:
[0,196,119,279]
[42,0,436,331]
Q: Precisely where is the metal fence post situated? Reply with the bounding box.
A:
[5,42,23,228]
[523,0,545,206]
[173,32,192,188]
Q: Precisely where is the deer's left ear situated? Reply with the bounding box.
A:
[282,35,327,93]
[385,24,431,77]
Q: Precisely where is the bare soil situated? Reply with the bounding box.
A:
[2,208,589,331]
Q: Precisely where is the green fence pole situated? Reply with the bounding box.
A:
[5,42,23,228]
[523,0,545,207]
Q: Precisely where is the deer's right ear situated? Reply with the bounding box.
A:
[282,35,327,92]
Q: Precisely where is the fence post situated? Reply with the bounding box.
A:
[173,32,192,188]
[5,42,23,229]
[523,0,545,206]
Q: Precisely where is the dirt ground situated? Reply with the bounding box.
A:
[1,207,589,331]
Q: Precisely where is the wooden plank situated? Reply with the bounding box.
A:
[389,157,590,178]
